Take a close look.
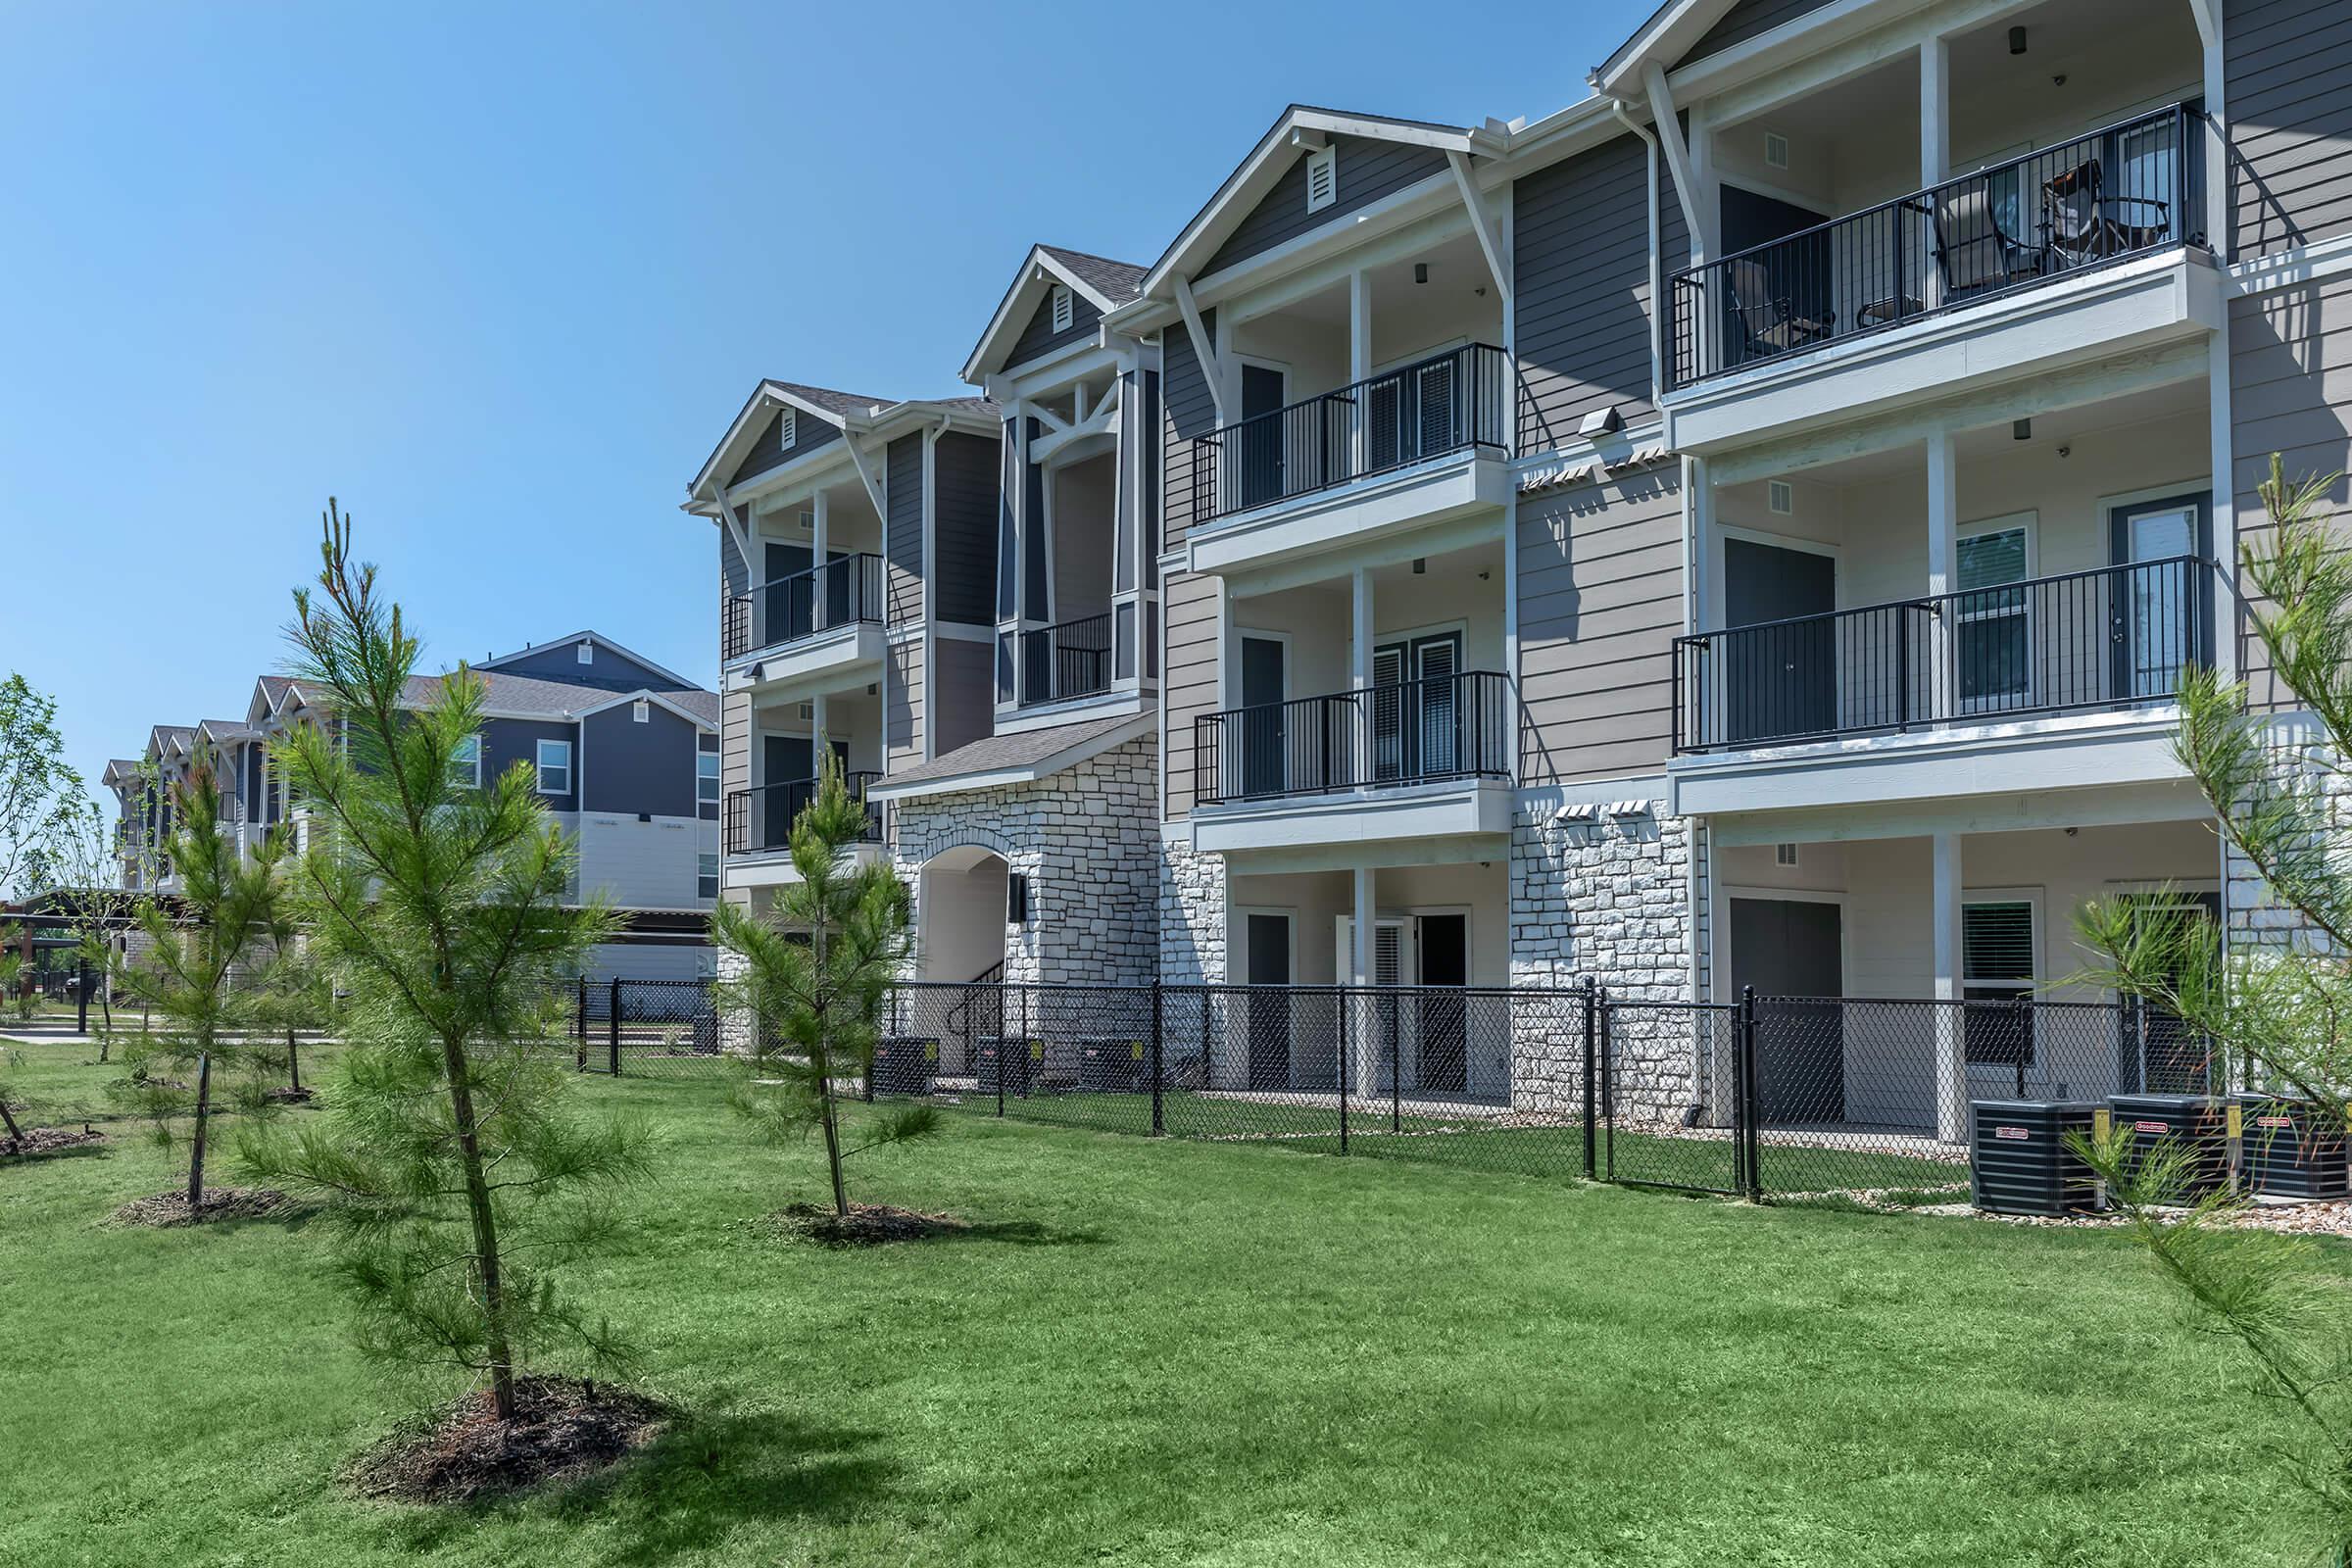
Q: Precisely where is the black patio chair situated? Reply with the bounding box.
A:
[1727,259,1837,358]
[1930,183,2045,298]
[2043,158,2172,269]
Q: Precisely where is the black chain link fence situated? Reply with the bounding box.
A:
[571,976,2168,1203]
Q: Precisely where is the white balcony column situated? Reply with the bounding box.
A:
[1920,35,1949,310]
[810,694,828,775]
[809,487,830,632]
[1351,565,1375,782]
[1925,430,1958,721]
[1348,267,1371,474]
[1352,864,1375,987]
[1932,831,1967,1142]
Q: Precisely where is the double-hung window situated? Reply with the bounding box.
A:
[698,852,719,901]
[536,738,571,795]
[1954,519,2033,713]
[449,735,482,790]
[697,750,720,808]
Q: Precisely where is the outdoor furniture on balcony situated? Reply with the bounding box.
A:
[1668,102,2198,388]
[721,552,885,662]
[1196,669,1513,806]
[723,773,884,856]
[1184,343,1508,526]
[1672,556,2215,754]
[1018,612,1112,706]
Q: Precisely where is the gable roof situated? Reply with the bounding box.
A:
[962,243,1151,385]
[398,669,719,730]
[865,712,1152,802]
[1138,105,1492,298]
[686,380,1001,504]
[475,630,694,691]
[1592,0,1841,96]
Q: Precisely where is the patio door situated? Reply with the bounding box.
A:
[1414,913,1469,1094]
[1371,632,1462,783]
[1732,897,1846,1126]
[1722,537,1835,744]
[1954,518,2034,715]
[1238,363,1287,510]
[1720,184,1833,365]
[1238,635,1287,798]
[2110,494,2208,701]
[764,541,812,644]
[1242,910,1294,1092]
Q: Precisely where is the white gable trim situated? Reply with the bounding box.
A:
[477,630,694,691]
[961,245,1134,385]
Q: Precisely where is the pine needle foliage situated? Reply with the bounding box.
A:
[2071,457,2352,1558]
[236,503,650,1421]
[712,750,932,1216]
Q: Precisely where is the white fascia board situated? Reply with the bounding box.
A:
[724,844,884,889]
[962,246,1133,385]
[572,689,716,730]
[1186,454,1510,579]
[865,714,1153,803]
[998,334,1122,398]
[1702,777,2210,847]
[1193,778,1515,856]
[988,691,1145,737]
[688,381,861,498]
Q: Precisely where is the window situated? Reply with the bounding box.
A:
[1775,843,1800,868]
[1963,899,2037,1065]
[575,640,594,665]
[698,852,719,901]
[1955,522,2033,710]
[1768,479,1793,515]
[535,738,571,795]
[697,751,720,807]
[449,735,481,790]
[632,699,650,723]
[1050,284,1073,333]
[1304,145,1337,213]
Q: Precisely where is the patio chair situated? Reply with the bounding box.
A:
[1930,184,2044,298]
[1727,259,1837,357]
[2042,159,2172,270]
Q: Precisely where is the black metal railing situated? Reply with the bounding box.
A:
[1674,557,2214,754]
[1186,343,1508,524]
[1668,103,2199,388]
[1018,612,1113,706]
[1196,669,1513,806]
[723,772,884,855]
[721,552,886,661]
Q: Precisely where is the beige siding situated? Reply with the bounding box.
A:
[1516,465,1685,784]
[1161,571,1221,817]
[887,639,923,771]
[2230,270,2352,710]
[2229,0,2352,256]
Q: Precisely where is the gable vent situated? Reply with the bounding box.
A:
[1305,145,1337,214]
[1764,130,1789,171]
[1775,842,1800,867]
[777,408,797,449]
[1050,284,1074,333]
[1768,479,1794,515]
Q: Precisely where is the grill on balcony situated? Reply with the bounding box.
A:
[1196,669,1513,806]
[1668,103,2199,389]
[724,774,885,856]
[1672,556,2215,754]
[1184,343,1508,525]
[1018,612,1112,706]
[722,552,885,662]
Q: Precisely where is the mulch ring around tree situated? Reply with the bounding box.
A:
[3,1126,108,1160]
[111,1186,292,1226]
[347,1376,671,1503]
[764,1200,968,1247]
[262,1086,318,1106]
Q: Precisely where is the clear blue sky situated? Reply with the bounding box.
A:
[1,0,1632,814]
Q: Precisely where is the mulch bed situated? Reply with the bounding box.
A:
[348,1375,670,1503]
[767,1200,967,1247]
[263,1086,318,1106]
[3,1126,108,1159]
[112,1187,292,1226]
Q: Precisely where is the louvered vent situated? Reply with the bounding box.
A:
[1305,146,1337,214]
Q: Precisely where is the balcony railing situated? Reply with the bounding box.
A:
[1018,612,1113,706]
[1196,670,1513,807]
[722,552,886,662]
[1668,103,2199,389]
[724,773,885,856]
[1673,557,2214,754]
[1185,343,1508,526]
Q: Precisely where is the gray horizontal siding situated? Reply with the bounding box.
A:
[728,406,843,490]
[480,716,578,813]
[1160,571,1220,818]
[886,431,924,627]
[1158,316,1216,553]
[934,430,999,625]
[932,638,994,758]
[1004,284,1102,369]
[488,640,670,693]
[1515,466,1686,784]
[2229,0,2352,256]
[1201,135,1448,278]
[888,640,922,771]
[1672,0,1838,70]
[1514,132,1679,455]
[582,702,697,817]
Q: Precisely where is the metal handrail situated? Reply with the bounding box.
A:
[1018,612,1113,706]
[723,772,885,855]
[1195,669,1514,806]
[722,552,886,661]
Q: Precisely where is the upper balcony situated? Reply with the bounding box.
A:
[721,552,886,694]
[723,773,885,859]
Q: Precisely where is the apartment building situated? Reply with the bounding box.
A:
[112,633,721,981]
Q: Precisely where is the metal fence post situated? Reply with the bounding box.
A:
[575,975,588,1071]
[995,983,1006,1118]
[1582,977,1597,1181]
[1339,986,1350,1156]
[1739,986,1763,1202]
[1150,981,1164,1136]
[607,977,621,1076]
[76,959,90,1035]
[1598,990,1615,1181]
[1389,992,1402,1136]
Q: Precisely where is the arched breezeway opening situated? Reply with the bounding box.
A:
[917,845,1008,985]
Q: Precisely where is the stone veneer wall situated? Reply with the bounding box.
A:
[1157,833,1226,985]
[1508,796,1702,1122]
[2226,722,2349,960]
[892,735,1160,986]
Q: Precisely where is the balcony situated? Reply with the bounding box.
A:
[1671,104,2200,392]
[1018,612,1112,708]
[722,553,885,662]
[1674,556,2214,758]
[723,774,885,858]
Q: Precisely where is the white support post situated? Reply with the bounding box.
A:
[1921,35,1950,310]
[2208,332,2237,683]
[1353,864,1375,988]
[809,487,829,635]
[2190,0,2227,259]
[1642,62,1707,264]
[1352,564,1375,807]
[1932,831,1967,1143]
[1348,268,1372,474]
[810,694,828,772]
[1446,151,1512,312]
[1925,431,1957,721]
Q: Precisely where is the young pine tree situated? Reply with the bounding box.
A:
[239,504,648,1421]
[114,756,286,1211]
[2072,457,2352,1551]
[712,751,931,1217]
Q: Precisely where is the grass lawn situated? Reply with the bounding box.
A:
[0,1036,2326,1566]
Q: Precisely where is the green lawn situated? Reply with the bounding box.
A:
[0,1037,2326,1566]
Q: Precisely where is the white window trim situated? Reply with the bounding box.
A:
[1961,888,2043,990]
[451,734,483,790]
[1954,512,2037,715]
[535,738,572,796]
[697,851,720,900]
[697,749,721,806]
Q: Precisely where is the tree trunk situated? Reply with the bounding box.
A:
[187,1051,212,1210]
[287,1028,301,1094]
[0,1092,22,1155]
[442,1034,517,1421]
[814,915,848,1217]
